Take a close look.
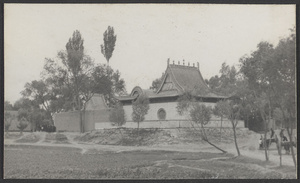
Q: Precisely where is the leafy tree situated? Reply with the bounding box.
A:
[215,100,242,156]
[109,103,126,127]
[4,101,14,110]
[43,30,96,133]
[150,72,165,91]
[13,98,36,111]
[21,80,53,119]
[268,28,296,167]
[213,100,228,142]
[176,92,226,153]
[190,103,227,153]
[13,97,49,131]
[17,117,29,135]
[4,111,15,136]
[101,26,117,65]
[239,28,296,167]
[132,94,150,137]
[176,91,196,117]
[111,70,127,96]
[43,29,125,133]
[206,62,239,96]
[205,75,220,91]
[239,42,275,161]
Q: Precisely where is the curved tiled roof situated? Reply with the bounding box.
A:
[168,64,211,93]
[118,61,227,101]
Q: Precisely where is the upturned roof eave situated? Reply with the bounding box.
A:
[117,93,228,102]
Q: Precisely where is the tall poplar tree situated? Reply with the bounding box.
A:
[101,26,117,65]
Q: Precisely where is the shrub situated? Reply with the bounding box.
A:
[17,117,29,135]
[109,103,126,126]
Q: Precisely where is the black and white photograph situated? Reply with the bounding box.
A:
[3,3,297,179]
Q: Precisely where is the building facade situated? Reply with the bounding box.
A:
[116,60,245,128]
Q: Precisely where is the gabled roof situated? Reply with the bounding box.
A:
[85,94,109,110]
[118,61,227,101]
[157,64,210,94]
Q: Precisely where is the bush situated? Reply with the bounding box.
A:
[17,118,29,134]
[109,103,126,126]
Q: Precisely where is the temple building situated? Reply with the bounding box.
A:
[116,60,244,128]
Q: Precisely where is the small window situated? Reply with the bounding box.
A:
[157,108,166,120]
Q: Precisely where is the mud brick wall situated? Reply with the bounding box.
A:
[54,109,111,132]
[123,102,221,122]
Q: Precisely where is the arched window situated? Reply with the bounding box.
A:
[157,108,166,120]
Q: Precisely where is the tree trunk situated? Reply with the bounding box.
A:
[220,116,223,142]
[199,123,227,153]
[260,110,269,161]
[286,126,296,168]
[79,110,83,133]
[137,121,140,138]
[264,130,269,161]
[118,127,123,144]
[275,135,282,166]
[232,120,241,156]
[204,139,227,153]
[279,106,296,169]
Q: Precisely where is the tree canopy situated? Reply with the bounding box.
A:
[101,26,117,64]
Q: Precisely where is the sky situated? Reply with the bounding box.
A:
[4,4,295,104]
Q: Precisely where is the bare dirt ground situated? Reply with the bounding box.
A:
[4,128,297,179]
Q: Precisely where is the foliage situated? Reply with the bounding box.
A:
[206,62,240,96]
[149,72,165,91]
[21,80,52,111]
[17,118,29,134]
[214,100,242,156]
[4,101,14,110]
[132,94,150,137]
[239,28,296,166]
[176,91,196,116]
[14,98,50,131]
[213,100,229,119]
[109,103,126,126]
[13,98,37,111]
[176,92,226,153]
[132,94,150,123]
[189,104,212,126]
[101,26,117,64]
[42,30,125,132]
[4,111,15,132]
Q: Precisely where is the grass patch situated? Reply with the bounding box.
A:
[5,145,295,179]
[45,133,69,143]
[15,133,40,143]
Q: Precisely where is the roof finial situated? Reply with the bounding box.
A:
[167,58,170,65]
[197,62,199,69]
[183,59,185,65]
